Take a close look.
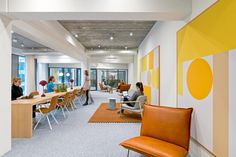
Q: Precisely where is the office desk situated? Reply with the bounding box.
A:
[11,92,66,138]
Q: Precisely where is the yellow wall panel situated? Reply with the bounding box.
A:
[177,0,236,94]
[141,55,147,72]
[144,85,151,104]
[152,67,159,89]
[149,50,154,70]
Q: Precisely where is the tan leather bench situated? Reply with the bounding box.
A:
[120,105,193,157]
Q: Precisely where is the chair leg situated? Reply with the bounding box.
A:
[127,150,130,157]
[34,115,43,130]
[70,102,74,111]
[61,107,66,118]
[65,106,70,114]
[46,115,52,130]
[51,112,59,124]
[72,101,77,109]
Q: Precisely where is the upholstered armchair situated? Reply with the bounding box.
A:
[120,105,193,157]
[120,95,147,118]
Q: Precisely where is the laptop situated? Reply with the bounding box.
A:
[122,91,128,97]
[21,92,35,99]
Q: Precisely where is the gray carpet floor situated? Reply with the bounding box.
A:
[3,91,144,157]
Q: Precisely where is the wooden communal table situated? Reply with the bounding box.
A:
[11,92,66,138]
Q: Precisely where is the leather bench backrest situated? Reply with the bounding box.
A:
[141,105,193,150]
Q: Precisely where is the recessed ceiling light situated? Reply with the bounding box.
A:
[125,46,128,50]
[98,45,101,48]
[74,34,78,38]
[21,44,24,47]
[129,32,133,36]
[13,39,18,43]
[110,36,114,40]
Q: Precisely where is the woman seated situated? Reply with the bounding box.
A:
[119,82,144,113]
[117,80,125,92]
[47,76,56,93]
[11,77,36,120]
[12,77,23,100]
[102,79,110,92]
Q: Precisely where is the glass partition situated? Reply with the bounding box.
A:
[96,69,128,89]
[90,69,97,90]
[49,67,81,86]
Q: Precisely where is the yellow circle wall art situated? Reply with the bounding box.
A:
[187,58,213,100]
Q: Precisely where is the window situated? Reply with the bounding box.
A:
[77,68,81,86]
[18,56,26,93]
[64,68,77,86]
[48,67,81,87]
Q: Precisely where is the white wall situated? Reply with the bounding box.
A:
[138,21,183,107]
[25,55,35,95]
[90,63,128,69]
[0,15,11,156]
[36,55,81,64]
[137,0,216,156]
[49,63,81,68]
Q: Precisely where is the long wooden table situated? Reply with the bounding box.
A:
[11,92,67,138]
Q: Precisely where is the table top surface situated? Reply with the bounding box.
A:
[11,87,81,105]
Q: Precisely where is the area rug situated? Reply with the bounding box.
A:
[88,103,141,123]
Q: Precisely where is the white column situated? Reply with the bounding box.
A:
[128,63,134,88]
[0,15,12,156]
[25,55,35,95]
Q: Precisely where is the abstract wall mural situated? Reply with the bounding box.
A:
[177,1,236,156]
[140,46,160,105]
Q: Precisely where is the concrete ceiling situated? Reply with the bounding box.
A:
[59,20,155,50]
[12,33,54,53]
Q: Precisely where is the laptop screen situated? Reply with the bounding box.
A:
[122,91,128,97]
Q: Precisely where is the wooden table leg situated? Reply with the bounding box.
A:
[12,104,33,138]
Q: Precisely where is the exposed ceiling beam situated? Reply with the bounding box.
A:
[1,0,191,20]
[11,20,87,61]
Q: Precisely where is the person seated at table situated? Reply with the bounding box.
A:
[102,79,110,92]
[119,82,144,114]
[11,77,37,120]
[47,76,56,93]
[12,77,23,100]
[117,80,125,92]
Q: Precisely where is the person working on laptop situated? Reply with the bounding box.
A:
[11,77,23,100]
[11,77,37,120]
[119,82,144,114]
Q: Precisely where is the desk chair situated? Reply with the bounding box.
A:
[34,96,59,130]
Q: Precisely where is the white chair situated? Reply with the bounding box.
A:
[120,95,147,118]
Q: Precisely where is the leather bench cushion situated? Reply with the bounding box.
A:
[120,136,187,157]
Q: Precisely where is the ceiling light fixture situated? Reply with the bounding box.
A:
[11,30,14,34]
[75,34,78,38]
[13,39,18,43]
[129,32,133,36]
[110,36,114,40]
[125,46,128,50]
[98,45,101,48]
[21,44,24,47]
